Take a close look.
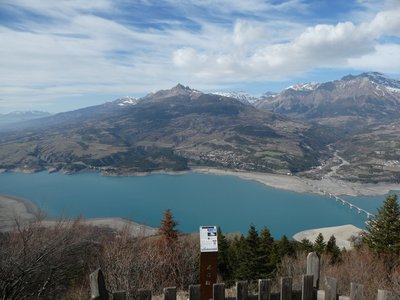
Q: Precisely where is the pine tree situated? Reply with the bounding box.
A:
[270,235,296,266]
[217,227,232,281]
[245,224,261,279]
[362,194,400,254]
[299,238,314,253]
[231,235,247,280]
[259,227,275,277]
[313,233,326,254]
[326,235,341,263]
[158,208,179,245]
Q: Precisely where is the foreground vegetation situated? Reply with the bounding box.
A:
[1,196,399,299]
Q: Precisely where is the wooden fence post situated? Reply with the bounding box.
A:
[138,289,151,300]
[307,252,320,289]
[190,285,201,300]
[164,287,176,300]
[324,277,337,300]
[112,291,126,300]
[90,268,109,300]
[377,289,392,300]
[349,283,363,300]
[302,275,314,300]
[213,283,225,300]
[258,279,271,300]
[280,277,292,300]
[236,281,248,300]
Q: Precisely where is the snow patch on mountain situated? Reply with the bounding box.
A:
[212,92,259,104]
[116,96,138,106]
[285,82,320,92]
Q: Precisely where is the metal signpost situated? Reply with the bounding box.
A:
[199,226,218,300]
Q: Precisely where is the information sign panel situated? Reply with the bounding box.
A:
[200,226,218,252]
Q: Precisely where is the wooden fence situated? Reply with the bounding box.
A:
[90,252,395,300]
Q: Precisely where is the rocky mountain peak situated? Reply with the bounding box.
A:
[341,72,400,90]
[141,84,202,103]
[171,83,191,91]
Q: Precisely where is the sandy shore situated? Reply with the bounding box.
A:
[293,224,363,249]
[0,195,157,236]
[0,195,40,231]
[192,167,400,197]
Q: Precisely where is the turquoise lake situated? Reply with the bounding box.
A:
[0,171,391,238]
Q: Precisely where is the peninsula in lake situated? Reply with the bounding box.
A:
[1,72,400,187]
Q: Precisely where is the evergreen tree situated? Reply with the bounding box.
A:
[217,227,231,281]
[245,224,261,279]
[299,238,314,253]
[270,235,296,266]
[363,194,400,254]
[313,233,326,254]
[158,208,179,244]
[278,235,295,257]
[259,227,275,277]
[326,235,341,264]
[231,235,248,280]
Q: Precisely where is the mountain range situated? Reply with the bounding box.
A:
[1,73,400,183]
[255,72,400,129]
[0,111,51,129]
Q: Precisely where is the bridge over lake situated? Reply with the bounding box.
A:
[305,181,375,219]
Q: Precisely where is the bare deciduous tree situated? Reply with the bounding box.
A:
[0,218,99,299]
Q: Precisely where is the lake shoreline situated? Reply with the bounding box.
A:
[191,167,400,197]
[0,194,157,235]
[4,166,399,197]
[112,167,398,197]
[1,168,397,235]
[1,194,364,246]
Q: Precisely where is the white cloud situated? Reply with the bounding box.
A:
[0,0,400,112]
[172,8,400,80]
[233,20,269,47]
[368,8,400,36]
[348,44,400,72]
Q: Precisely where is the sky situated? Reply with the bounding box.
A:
[1,0,400,113]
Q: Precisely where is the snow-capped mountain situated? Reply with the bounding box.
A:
[114,96,139,106]
[255,72,400,124]
[212,92,260,104]
[284,82,321,92]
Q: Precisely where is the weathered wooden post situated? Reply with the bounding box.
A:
[199,226,218,300]
[236,281,248,300]
[306,252,320,289]
[280,277,292,300]
[324,277,337,300]
[190,285,201,300]
[90,268,109,300]
[258,279,271,300]
[377,289,392,300]
[213,283,225,300]
[138,289,151,300]
[349,283,363,300]
[112,291,126,300]
[164,287,176,300]
[302,275,314,300]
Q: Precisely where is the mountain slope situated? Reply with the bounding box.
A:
[256,72,400,183]
[0,84,333,174]
[255,72,400,128]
